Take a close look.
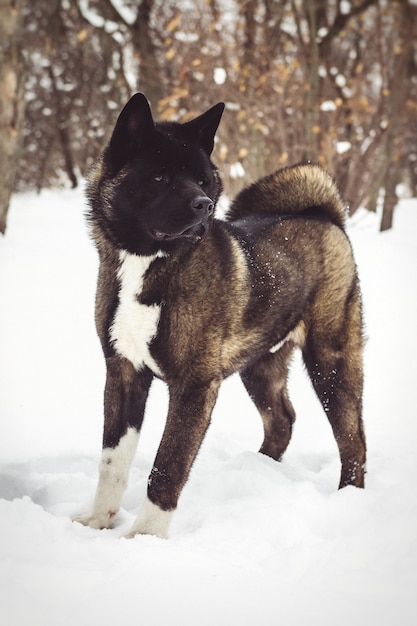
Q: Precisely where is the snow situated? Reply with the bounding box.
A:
[320,100,337,112]
[336,140,352,154]
[214,67,227,85]
[1,185,417,625]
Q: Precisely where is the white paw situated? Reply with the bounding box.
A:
[122,497,173,539]
[72,510,117,530]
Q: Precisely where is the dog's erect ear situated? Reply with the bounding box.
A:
[108,93,154,173]
[183,102,225,155]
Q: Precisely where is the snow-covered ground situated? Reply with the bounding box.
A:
[0,185,416,625]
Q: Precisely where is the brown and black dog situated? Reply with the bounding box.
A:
[75,93,366,539]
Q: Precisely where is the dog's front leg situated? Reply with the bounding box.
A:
[74,357,153,530]
[125,377,220,539]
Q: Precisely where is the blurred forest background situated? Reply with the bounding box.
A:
[1,0,416,234]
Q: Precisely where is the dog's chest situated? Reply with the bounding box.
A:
[109,251,162,376]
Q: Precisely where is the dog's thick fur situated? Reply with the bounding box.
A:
[75,93,366,539]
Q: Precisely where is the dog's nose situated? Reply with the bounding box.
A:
[191,196,214,214]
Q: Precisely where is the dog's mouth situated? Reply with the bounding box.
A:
[152,220,210,243]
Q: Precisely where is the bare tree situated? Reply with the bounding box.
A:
[379,0,417,232]
[0,0,26,234]
[7,0,416,233]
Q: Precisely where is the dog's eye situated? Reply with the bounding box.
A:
[154,174,164,183]
[198,179,207,187]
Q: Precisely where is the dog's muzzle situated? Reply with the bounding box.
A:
[152,196,214,243]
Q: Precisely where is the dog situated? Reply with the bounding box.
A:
[75,93,366,539]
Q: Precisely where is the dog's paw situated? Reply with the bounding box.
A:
[122,527,145,540]
[122,497,173,539]
[122,525,167,540]
[72,510,117,530]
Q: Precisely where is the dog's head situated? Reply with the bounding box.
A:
[87,93,225,255]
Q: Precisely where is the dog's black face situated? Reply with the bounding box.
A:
[91,94,225,256]
[111,132,218,250]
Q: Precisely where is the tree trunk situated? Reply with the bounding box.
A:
[130,0,164,110]
[48,65,78,189]
[379,1,416,231]
[301,0,320,162]
[0,0,26,234]
[380,160,399,232]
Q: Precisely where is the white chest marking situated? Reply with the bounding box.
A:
[110,250,163,375]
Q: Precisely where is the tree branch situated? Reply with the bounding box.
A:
[320,0,378,57]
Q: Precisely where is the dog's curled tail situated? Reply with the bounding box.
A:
[226,163,347,230]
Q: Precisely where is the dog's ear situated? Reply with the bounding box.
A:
[183,102,225,155]
[108,93,154,173]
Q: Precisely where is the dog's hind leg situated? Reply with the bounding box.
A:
[302,312,366,489]
[240,343,296,461]
[74,357,153,529]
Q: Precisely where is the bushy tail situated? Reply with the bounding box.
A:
[226,164,347,230]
